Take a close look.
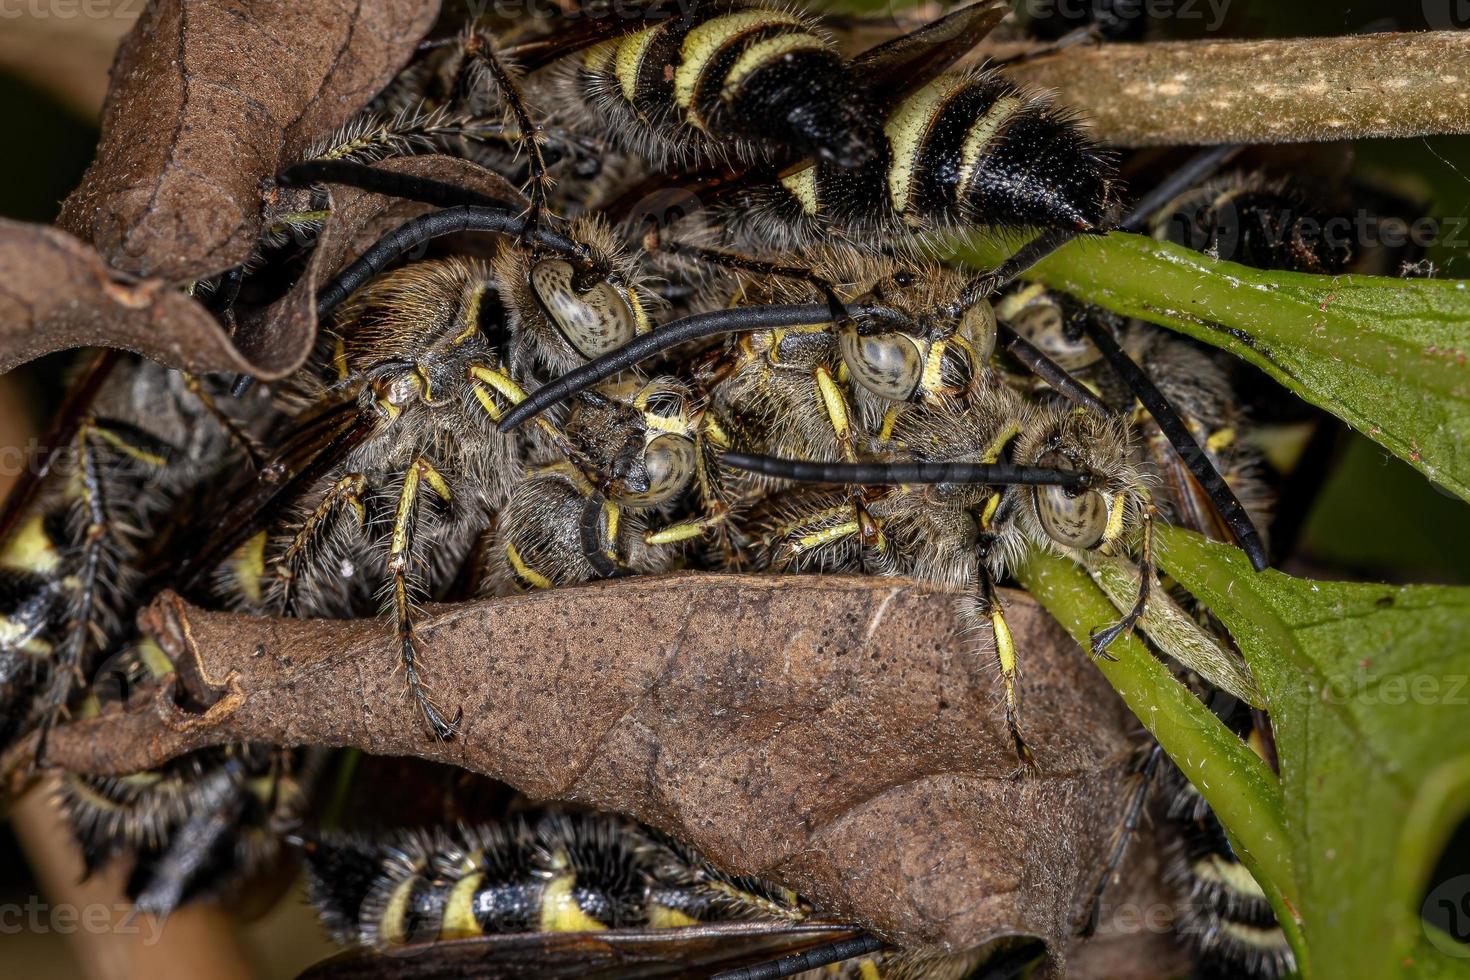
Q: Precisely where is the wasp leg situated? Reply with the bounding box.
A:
[180,372,265,468]
[274,473,367,616]
[35,420,165,765]
[1078,742,1163,937]
[644,510,729,547]
[388,459,460,740]
[458,33,551,238]
[975,563,1032,767]
[1089,501,1155,657]
[467,364,592,479]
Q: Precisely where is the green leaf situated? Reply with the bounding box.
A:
[1156,527,1470,980]
[952,232,1470,501]
[1013,550,1304,964]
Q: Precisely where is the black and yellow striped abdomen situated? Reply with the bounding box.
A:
[568,2,879,168]
[762,69,1109,244]
[302,814,997,978]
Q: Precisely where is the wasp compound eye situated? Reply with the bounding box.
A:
[619,434,696,507]
[1032,451,1108,549]
[839,327,924,400]
[957,298,998,362]
[531,260,640,361]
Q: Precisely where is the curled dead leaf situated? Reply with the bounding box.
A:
[24,574,1140,958]
[237,156,527,377]
[0,219,258,376]
[57,0,441,291]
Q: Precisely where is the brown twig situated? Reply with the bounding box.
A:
[1002,32,1470,146]
[12,575,1138,956]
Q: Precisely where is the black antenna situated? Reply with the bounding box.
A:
[996,323,1110,416]
[1117,145,1242,233]
[497,302,843,430]
[721,452,1092,490]
[1078,319,1268,570]
[315,207,605,319]
[277,159,522,212]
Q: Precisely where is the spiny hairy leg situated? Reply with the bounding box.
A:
[977,564,1033,768]
[275,473,367,616]
[461,33,551,237]
[388,459,461,740]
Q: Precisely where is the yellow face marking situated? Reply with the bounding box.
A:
[885,74,971,215]
[878,404,904,443]
[628,288,651,335]
[229,531,268,606]
[723,33,825,100]
[647,905,700,929]
[920,338,946,396]
[1,514,61,574]
[1206,426,1237,452]
[613,29,659,103]
[779,166,819,215]
[675,11,805,119]
[957,94,1026,200]
[980,492,1001,531]
[380,876,419,946]
[702,416,731,448]
[540,873,608,932]
[983,422,1021,464]
[441,872,486,939]
[506,543,554,590]
[860,960,883,980]
[332,335,350,381]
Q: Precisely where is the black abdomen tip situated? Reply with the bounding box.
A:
[967,103,1111,234]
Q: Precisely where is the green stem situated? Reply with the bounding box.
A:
[1014,551,1303,944]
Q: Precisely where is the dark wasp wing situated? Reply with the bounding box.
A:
[296,922,863,980]
[849,1,1009,111]
[0,349,121,545]
[171,397,377,595]
[496,0,689,71]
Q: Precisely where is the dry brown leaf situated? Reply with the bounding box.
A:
[21,574,1139,958]
[57,0,440,292]
[0,219,260,376]
[236,156,527,376]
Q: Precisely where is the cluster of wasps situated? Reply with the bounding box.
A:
[0,0,1376,976]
